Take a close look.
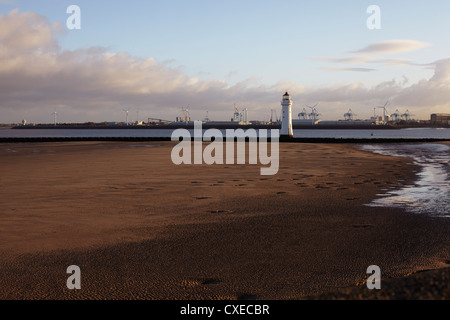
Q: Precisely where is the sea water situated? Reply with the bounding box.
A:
[0,127,449,139]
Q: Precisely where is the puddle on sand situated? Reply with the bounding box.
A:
[359,143,450,217]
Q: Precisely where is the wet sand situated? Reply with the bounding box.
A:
[0,141,449,299]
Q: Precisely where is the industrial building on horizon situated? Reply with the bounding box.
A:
[167,92,426,128]
[430,113,450,126]
[11,92,448,128]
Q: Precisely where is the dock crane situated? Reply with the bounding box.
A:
[344,108,357,121]
[307,104,320,124]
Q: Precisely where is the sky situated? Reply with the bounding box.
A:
[0,0,449,123]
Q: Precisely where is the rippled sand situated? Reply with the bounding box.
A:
[0,141,449,299]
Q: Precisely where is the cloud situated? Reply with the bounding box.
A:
[429,57,450,82]
[0,10,448,123]
[350,40,431,55]
[311,40,434,72]
[311,56,375,64]
[319,67,376,72]
[0,10,270,122]
[331,57,374,64]
[313,40,433,70]
[371,58,417,66]
[311,40,432,72]
[394,57,450,108]
[299,58,450,119]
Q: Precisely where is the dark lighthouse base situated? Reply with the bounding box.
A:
[279,134,294,142]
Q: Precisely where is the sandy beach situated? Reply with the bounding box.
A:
[0,141,449,300]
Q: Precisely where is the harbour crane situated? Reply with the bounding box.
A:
[390,109,401,122]
[401,109,414,121]
[344,108,357,121]
[306,104,320,124]
[298,108,308,120]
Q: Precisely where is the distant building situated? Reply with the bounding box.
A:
[430,113,450,125]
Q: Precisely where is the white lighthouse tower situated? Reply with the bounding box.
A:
[280,92,293,139]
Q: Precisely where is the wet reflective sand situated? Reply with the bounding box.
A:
[361,143,450,217]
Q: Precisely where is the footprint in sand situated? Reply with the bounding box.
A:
[209,210,230,214]
[297,174,315,178]
[201,278,221,285]
[295,182,309,188]
[352,224,374,229]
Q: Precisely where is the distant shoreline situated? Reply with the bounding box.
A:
[4,125,449,143]
[1,137,449,143]
[11,123,447,130]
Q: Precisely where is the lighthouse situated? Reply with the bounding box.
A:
[280,92,293,139]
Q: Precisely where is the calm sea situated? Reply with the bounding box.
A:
[0,127,449,139]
